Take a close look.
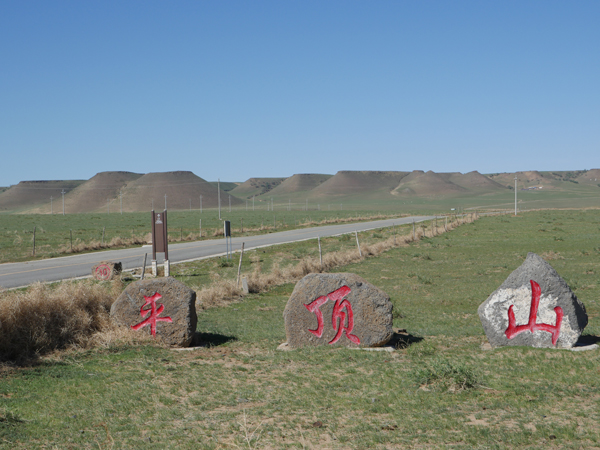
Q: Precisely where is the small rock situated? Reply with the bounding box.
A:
[92,261,122,281]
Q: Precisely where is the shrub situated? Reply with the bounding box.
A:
[0,279,143,361]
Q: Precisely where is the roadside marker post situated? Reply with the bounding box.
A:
[224,220,232,259]
[151,210,169,276]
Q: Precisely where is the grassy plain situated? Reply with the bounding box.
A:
[0,208,402,264]
[1,210,600,449]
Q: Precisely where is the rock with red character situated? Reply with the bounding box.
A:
[283,273,393,348]
[92,261,122,281]
[110,277,197,347]
[478,252,587,349]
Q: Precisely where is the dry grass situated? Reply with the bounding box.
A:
[0,279,148,361]
[60,234,149,254]
[542,250,564,260]
[194,215,474,310]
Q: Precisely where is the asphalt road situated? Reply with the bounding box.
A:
[0,215,434,289]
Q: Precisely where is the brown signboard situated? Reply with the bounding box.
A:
[151,210,168,260]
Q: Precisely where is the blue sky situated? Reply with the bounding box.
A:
[1,1,598,186]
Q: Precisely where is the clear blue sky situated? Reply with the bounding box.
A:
[1,1,598,186]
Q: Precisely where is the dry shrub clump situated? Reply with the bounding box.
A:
[0,279,146,361]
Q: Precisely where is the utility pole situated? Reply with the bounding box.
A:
[218,179,221,220]
[152,198,154,210]
[61,189,65,215]
[164,194,167,210]
[514,175,518,216]
[50,196,53,214]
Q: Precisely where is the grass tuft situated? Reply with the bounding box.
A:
[415,358,480,392]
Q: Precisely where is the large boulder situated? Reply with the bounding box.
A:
[478,252,587,349]
[111,277,197,347]
[283,273,393,348]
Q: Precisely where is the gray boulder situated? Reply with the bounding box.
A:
[478,252,587,348]
[111,277,197,347]
[283,273,393,348]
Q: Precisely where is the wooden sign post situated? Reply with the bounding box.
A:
[151,210,170,276]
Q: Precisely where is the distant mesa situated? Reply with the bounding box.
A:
[487,170,597,189]
[230,177,287,198]
[267,174,332,196]
[392,171,467,197]
[120,171,241,212]
[2,168,598,213]
[49,171,143,214]
[311,171,410,197]
[2,171,242,213]
[0,179,85,212]
[448,171,507,191]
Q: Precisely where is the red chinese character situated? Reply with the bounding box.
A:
[304,286,360,345]
[131,292,173,336]
[505,280,563,346]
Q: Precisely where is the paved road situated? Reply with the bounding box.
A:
[0,216,434,289]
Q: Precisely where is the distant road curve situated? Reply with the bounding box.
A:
[0,216,434,289]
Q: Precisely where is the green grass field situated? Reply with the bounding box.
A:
[1,210,600,449]
[0,208,402,264]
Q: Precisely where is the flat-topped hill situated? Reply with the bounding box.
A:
[29,171,143,214]
[311,171,410,197]
[267,174,332,196]
[121,171,241,212]
[392,171,467,196]
[447,171,507,191]
[487,170,600,190]
[230,178,287,198]
[0,180,85,212]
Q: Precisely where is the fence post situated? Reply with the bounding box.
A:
[237,242,245,287]
[355,231,362,257]
[318,236,323,267]
[141,253,147,280]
